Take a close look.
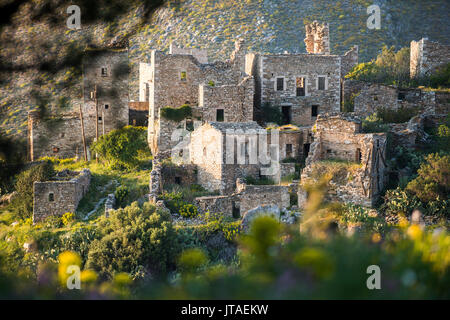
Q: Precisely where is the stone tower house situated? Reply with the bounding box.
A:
[304,21,330,55]
[82,48,129,139]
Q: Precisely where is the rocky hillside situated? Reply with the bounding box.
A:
[1,0,449,140]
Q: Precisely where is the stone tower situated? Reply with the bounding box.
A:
[304,21,330,55]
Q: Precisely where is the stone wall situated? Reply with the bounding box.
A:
[352,82,398,118]
[435,92,450,115]
[33,169,91,223]
[411,38,450,78]
[190,122,263,194]
[299,114,387,207]
[169,43,209,64]
[28,111,86,161]
[236,179,290,215]
[194,195,234,217]
[160,163,197,188]
[341,46,359,78]
[344,80,440,118]
[139,62,152,101]
[199,76,254,122]
[194,179,290,218]
[252,53,341,126]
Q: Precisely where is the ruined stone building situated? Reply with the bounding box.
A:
[33,169,91,223]
[245,21,358,127]
[189,121,262,194]
[28,47,130,161]
[410,38,450,79]
[146,40,253,157]
[344,79,450,119]
[298,114,387,208]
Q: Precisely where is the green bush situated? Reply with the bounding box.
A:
[382,187,422,216]
[90,126,148,169]
[406,153,450,203]
[86,202,179,279]
[377,106,418,124]
[428,62,450,88]
[346,46,410,86]
[10,161,55,219]
[179,204,198,218]
[160,104,192,122]
[159,190,187,214]
[362,113,389,133]
[114,185,129,208]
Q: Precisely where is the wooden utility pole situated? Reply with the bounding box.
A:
[79,103,88,162]
[102,108,105,136]
[94,85,99,143]
[90,85,99,163]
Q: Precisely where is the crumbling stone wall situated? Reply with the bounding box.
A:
[194,179,290,217]
[33,169,91,223]
[344,80,440,118]
[252,53,341,126]
[194,195,234,217]
[435,92,450,115]
[160,163,197,188]
[169,42,209,64]
[341,46,359,78]
[411,38,450,78]
[28,111,85,161]
[304,21,330,55]
[237,182,290,214]
[299,114,387,207]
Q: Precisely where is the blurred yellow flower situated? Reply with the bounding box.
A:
[81,270,98,284]
[58,251,81,267]
[407,225,423,241]
[372,233,382,243]
[114,273,132,286]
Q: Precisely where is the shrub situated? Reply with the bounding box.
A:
[61,212,75,226]
[90,126,148,169]
[178,248,208,272]
[159,190,187,214]
[114,185,129,208]
[428,62,450,88]
[346,46,410,86]
[10,161,55,219]
[383,187,422,216]
[160,104,192,122]
[222,221,241,242]
[377,106,418,124]
[179,204,198,218]
[86,202,179,279]
[362,113,389,133]
[406,153,450,203]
